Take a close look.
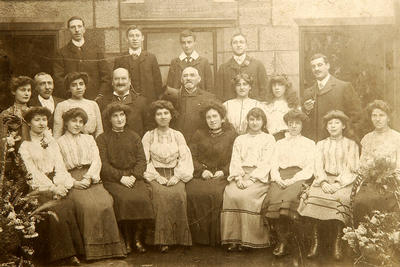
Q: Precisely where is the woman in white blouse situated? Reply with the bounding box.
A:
[223,73,263,135]
[221,107,276,251]
[19,107,83,265]
[53,72,103,138]
[57,107,126,260]
[263,74,299,140]
[261,109,315,257]
[142,100,194,252]
[297,110,359,260]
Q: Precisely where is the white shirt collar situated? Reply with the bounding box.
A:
[38,95,55,113]
[129,47,142,56]
[113,90,130,101]
[317,73,331,90]
[179,51,199,61]
[233,53,246,65]
[71,38,85,48]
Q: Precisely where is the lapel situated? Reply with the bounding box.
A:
[317,75,336,96]
[227,55,252,71]
[138,51,147,64]
[67,41,82,56]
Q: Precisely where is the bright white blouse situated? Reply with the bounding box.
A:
[270,135,315,182]
[314,136,359,187]
[19,131,74,191]
[57,132,102,183]
[263,99,291,135]
[142,128,194,182]
[360,129,400,171]
[228,132,276,183]
[53,98,103,139]
[223,98,263,135]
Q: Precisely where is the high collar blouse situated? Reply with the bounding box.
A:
[263,99,290,135]
[228,132,276,183]
[57,132,102,183]
[19,131,74,191]
[223,98,262,135]
[142,128,194,182]
[53,98,103,139]
[270,135,316,182]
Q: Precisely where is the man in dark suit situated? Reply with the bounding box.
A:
[53,16,110,100]
[114,25,162,103]
[29,72,63,130]
[302,53,362,141]
[176,66,219,142]
[215,33,268,102]
[97,67,148,137]
[167,29,213,92]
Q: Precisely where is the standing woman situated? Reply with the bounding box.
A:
[221,107,276,251]
[297,110,359,260]
[263,74,299,140]
[19,107,84,265]
[186,101,237,246]
[57,107,126,260]
[261,109,315,257]
[96,103,154,253]
[53,72,103,138]
[354,100,400,223]
[142,100,194,252]
[223,73,263,135]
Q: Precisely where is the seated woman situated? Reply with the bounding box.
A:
[297,110,359,261]
[186,101,237,246]
[57,107,126,260]
[221,107,276,251]
[96,103,154,253]
[353,100,400,223]
[263,73,299,141]
[19,107,83,265]
[262,109,315,257]
[223,73,263,135]
[53,72,103,138]
[142,100,194,252]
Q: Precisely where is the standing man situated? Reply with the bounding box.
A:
[167,29,213,92]
[29,72,63,130]
[53,16,110,100]
[302,53,362,141]
[215,33,268,102]
[97,67,148,137]
[114,25,162,103]
[176,66,218,141]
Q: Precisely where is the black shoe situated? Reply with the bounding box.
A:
[68,256,80,266]
[160,245,169,253]
[307,224,320,259]
[273,242,288,257]
[135,240,147,253]
[227,243,238,252]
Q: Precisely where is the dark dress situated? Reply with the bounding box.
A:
[185,126,237,246]
[96,130,154,222]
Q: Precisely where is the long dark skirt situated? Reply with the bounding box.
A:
[103,180,154,222]
[353,183,398,225]
[35,195,84,263]
[186,176,228,246]
[149,168,192,246]
[68,167,126,260]
[262,167,304,220]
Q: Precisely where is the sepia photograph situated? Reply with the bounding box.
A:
[0,0,399,266]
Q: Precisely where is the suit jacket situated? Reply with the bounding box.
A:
[167,56,213,92]
[96,90,148,137]
[176,88,219,142]
[114,51,162,103]
[301,75,362,142]
[28,95,63,130]
[215,55,268,102]
[53,40,110,100]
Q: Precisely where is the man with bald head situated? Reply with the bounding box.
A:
[97,67,148,136]
[176,66,218,141]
